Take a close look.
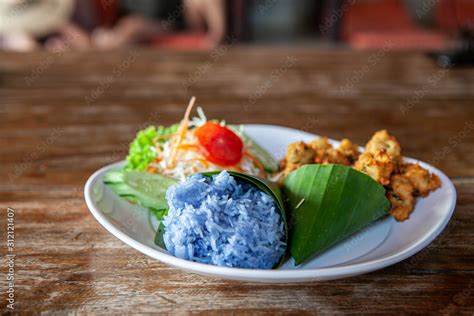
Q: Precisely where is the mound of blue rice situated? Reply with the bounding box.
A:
[162,171,286,269]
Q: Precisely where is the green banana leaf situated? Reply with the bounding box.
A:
[284,164,391,265]
[154,221,167,248]
[104,169,177,220]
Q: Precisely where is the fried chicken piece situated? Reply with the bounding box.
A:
[353,150,394,185]
[310,137,335,164]
[283,141,315,176]
[387,174,415,221]
[309,137,332,151]
[365,130,401,165]
[338,138,360,164]
[325,149,352,165]
[309,137,333,163]
[308,137,357,166]
[287,141,315,165]
[403,163,441,197]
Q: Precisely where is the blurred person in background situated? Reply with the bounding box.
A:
[0,0,87,51]
[0,0,225,51]
[93,0,225,49]
[92,0,225,49]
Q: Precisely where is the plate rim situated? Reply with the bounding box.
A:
[84,124,457,282]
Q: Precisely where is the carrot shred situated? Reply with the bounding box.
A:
[177,144,199,150]
[146,166,158,173]
[169,97,196,168]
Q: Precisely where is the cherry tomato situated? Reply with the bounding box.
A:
[195,122,243,166]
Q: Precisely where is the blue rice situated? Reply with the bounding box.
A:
[163,171,286,269]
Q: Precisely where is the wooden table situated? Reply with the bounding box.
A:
[1,47,473,314]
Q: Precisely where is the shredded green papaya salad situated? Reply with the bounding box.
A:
[104,97,279,220]
[125,97,277,180]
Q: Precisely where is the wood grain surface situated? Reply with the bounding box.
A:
[0,47,473,314]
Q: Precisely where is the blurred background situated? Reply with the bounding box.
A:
[0,0,473,65]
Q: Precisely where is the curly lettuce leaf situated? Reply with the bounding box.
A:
[125,124,179,171]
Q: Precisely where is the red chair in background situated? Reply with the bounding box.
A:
[436,0,474,32]
[341,0,447,50]
[93,0,119,27]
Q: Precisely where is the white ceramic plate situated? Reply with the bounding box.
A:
[84,125,456,283]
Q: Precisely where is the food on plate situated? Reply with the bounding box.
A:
[386,174,415,222]
[280,137,360,177]
[279,130,441,221]
[354,150,394,185]
[403,163,441,197]
[312,137,360,166]
[195,121,243,166]
[162,171,286,269]
[386,163,441,221]
[365,130,401,166]
[103,97,441,269]
[280,141,315,176]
